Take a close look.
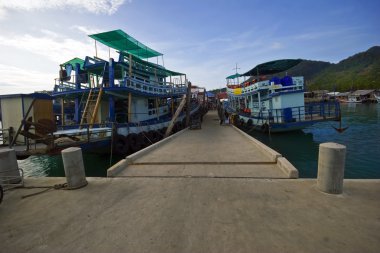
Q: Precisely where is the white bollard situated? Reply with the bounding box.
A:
[0,148,21,184]
[61,147,87,189]
[317,142,346,194]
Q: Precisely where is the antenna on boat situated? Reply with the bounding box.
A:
[94,40,98,57]
[233,63,240,84]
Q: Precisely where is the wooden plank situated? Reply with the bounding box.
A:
[89,88,103,128]
[164,95,186,138]
[10,99,36,147]
[128,93,132,122]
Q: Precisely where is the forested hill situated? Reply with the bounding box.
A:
[288,46,380,91]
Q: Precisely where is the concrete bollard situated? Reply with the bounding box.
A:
[317,142,346,194]
[61,147,88,189]
[0,148,21,184]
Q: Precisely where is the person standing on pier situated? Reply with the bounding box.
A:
[217,105,224,125]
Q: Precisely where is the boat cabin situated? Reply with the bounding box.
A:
[0,93,53,145]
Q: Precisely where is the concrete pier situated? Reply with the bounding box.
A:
[1,111,379,253]
[108,111,297,178]
[0,177,379,253]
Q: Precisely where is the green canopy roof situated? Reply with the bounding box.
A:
[119,52,184,77]
[89,30,162,59]
[61,57,85,70]
[226,73,241,79]
[242,59,302,76]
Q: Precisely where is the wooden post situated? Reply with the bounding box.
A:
[186,82,191,127]
[171,97,174,116]
[129,54,132,77]
[128,93,132,122]
[61,98,65,126]
[156,98,159,119]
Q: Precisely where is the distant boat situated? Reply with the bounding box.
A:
[374,94,380,103]
[339,90,374,103]
[339,95,367,103]
[224,59,341,133]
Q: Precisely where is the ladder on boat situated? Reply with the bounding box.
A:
[80,88,103,129]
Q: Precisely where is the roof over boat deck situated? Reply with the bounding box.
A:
[89,29,162,59]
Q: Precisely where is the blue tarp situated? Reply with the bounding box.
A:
[206,91,215,98]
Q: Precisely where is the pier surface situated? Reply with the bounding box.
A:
[109,111,296,178]
[1,177,379,253]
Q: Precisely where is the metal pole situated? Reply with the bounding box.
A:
[186,81,191,126]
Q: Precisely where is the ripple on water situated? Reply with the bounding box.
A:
[251,103,380,179]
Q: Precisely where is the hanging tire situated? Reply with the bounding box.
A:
[114,134,129,155]
[177,121,183,130]
[127,133,139,153]
[247,119,253,128]
[172,124,178,134]
[181,118,187,128]
[261,123,269,133]
[149,130,160,143]
[161,127,167,134]
[137,132,147,150]
[0,185,3,204]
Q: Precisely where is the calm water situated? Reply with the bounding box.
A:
[16,103,380,178]
[250,103,380,178]
[18,153,123,177]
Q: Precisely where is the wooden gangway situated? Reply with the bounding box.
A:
[108,110,298,178]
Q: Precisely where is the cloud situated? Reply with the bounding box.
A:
[0,64,54,94]
[0,29,118,94]
[71,25,103,35]
[294,26,363,41]
[270,42,283,49]
[0,33,92,64]
[0,0,127,19]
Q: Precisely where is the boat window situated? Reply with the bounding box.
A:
[148,99,156,109]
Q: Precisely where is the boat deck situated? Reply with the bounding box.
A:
[109,110,297,178]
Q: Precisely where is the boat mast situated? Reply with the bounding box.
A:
[257,67,261,111]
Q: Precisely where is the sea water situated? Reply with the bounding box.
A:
[250,103,380,178]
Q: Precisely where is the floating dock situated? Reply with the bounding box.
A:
[108,111,297,178]
[1,111,379,253]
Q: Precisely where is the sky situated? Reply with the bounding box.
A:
[0,0,379,94]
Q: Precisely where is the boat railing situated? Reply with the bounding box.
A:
[54,73,92,92]
[120,76,187,95]
[0,127,14,147]
[254,101,340,124]
[54,123,113,145]
[227,83,304,96]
